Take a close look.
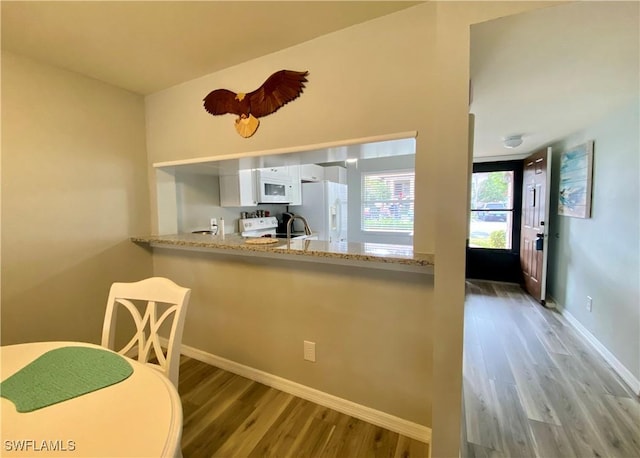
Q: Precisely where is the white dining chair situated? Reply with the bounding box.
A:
[101,277,191,388]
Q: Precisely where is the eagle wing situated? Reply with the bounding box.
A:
[203,89,245,116]
[247,70,308,118]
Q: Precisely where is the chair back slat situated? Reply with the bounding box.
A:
[101,277,191,388]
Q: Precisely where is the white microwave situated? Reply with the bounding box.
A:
[255,171,293,204]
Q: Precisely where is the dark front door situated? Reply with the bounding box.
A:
[520,148,550,303]
[466,160,524,283]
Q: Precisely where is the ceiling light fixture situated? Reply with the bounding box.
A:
[503,135,523,149]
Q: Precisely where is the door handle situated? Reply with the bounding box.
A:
[536,233,544,238]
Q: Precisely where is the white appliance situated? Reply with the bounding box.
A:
[255,170,294,204]
[239,216,279,237]
[239,216,308,239]
[291,181,347,242]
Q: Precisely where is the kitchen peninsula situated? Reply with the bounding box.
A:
[131,233,434,273]
[140,132,433,437]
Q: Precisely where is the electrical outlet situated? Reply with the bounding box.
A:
[210,218,218,231]
[303,341,316,362]
[586,296,593,312]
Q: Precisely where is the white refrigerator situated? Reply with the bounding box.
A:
[291,181,347,242]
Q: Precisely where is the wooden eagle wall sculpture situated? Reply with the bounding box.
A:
[203,70,309,138]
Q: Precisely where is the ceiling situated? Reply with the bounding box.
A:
[2,2,638,161]
[470,2,639,159]
[1,1,419,95]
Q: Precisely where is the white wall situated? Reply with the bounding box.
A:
[175,172,219,232]
[1,52,153,345]
[548,101,640,384]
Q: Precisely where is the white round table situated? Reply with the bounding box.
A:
[1,341,182,457]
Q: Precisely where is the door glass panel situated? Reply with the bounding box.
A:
[469,171,514,249]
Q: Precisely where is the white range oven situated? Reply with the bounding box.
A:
[239,216,311,240]
[240,217,279,238]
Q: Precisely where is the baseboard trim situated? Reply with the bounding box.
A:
[550,298,640,396]
[176,342,432,443]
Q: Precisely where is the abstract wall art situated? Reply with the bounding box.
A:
[558,140,594,218]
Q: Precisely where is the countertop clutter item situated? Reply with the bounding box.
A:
[245,237,279,245]
[280,212,306,233]
[192,218,218,235]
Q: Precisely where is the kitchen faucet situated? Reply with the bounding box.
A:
[286,215,312,239]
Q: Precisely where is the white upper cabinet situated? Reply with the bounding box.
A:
[258,166,290,178]
[219,170,258,207]
[300,164,325,182]
[288,165,302,205]
[324,166,347,184]
[220,166,303,207]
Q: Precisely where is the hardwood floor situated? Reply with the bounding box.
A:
[461,280,640,458]
[177,280,639,457]
[177,357,430,457]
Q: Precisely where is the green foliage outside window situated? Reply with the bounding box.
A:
[363,176,392,200]
[490,230,506,248]
[362,171,414,233]
[469,230,507,249]
[476,172,509,204]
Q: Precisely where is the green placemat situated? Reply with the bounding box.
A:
[0,346,133,413]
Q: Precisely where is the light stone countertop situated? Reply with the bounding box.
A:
[131,233,434,274]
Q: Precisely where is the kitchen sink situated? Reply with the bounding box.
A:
[272,233,307,239]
